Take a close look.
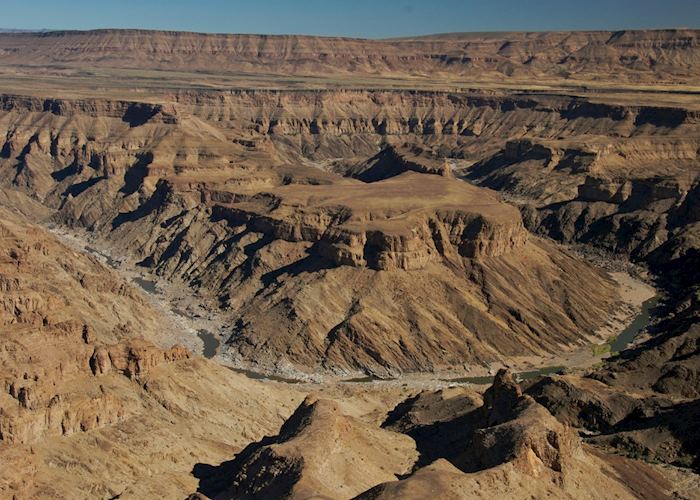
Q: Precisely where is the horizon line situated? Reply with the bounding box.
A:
[0,26,698,41]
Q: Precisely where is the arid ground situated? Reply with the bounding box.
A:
[0,29,699,499]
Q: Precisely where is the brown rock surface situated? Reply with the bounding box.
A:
[197,396,417,499]
[525,372,700,470]
[0,207,305,498]
[466,137,700,261]
[346,143,454,182]
[361,370,681,499]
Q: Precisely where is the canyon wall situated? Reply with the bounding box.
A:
[0,89,655,375]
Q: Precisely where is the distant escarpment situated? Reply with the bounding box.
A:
[1,29,699,85]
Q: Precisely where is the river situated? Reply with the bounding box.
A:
[50,225,661,385]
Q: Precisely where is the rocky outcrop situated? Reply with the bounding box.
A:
[212,172,528,271]
[0,94,172,127]
[361,369,678,499]
[194,396,417,499]
[1,337,191,445]
[349,143,453,182]
[383,387,483,433]
[90,340,190,378]
[467,137,699,260]
[524,375,640,433]
[464,373,576,475]
[525,374,700,470]
[0,207,194,445]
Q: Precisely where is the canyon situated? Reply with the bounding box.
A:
[0,28,698,499]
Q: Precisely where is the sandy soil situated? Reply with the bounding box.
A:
[610,271,658,304]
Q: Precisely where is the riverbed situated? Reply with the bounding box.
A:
[47,224,661,387]
[48,225,227,359]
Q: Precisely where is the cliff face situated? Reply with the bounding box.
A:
[0,207,188,445]
[1,338,190,446]
[211,172,528,270]
[466,135,699,260]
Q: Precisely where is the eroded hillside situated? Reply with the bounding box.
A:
[0,205,306,498]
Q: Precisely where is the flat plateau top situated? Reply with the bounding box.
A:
[224,171,518,221]
[0,28,699,108]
